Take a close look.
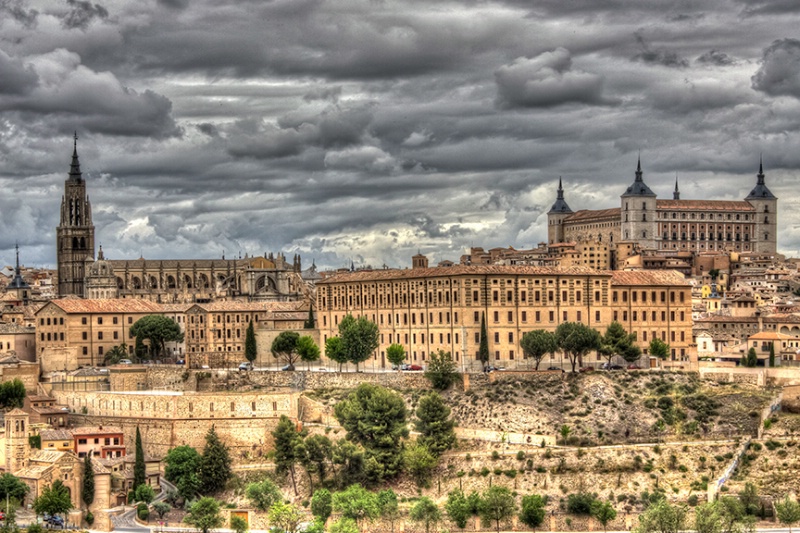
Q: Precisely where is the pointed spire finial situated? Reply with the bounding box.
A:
[68,132,82,181]
[673,173,680,200]
[635,154,643,182]
[15,242,20,273]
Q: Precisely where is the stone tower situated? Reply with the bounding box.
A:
[620,158,657,249]
[5,409,29,473]
[745,159,778,254]
[57,134,95,297]
[547,178,573,244]
[412,252,429,269]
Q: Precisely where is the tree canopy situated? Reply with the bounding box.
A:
[386,343,406,369]
[33,480,72,518]
[410,497,441,533]
[82,455,94,506]
[0,380,26,410]
[184,497,223,533]
[649,338,670,360]
[0,474,28,504]
[272,415,304,495]
[519,494,546,531]
[332,484,380,528]
[129,315,183,359]
[339,314,379,370]
[414,392,455,456]
[198,425,232,494]
[600,321,641,365]
[246,479,281,512]
[268,501,303,533]
[297,335,321,369]
[775,496,800,533]
[271,331,301,370]
[633,500,687,533]
[325,336,349,371]
[134,426,145,490]
[334,383,408,483]
[164,445,201,499]
[446,489,472,530]
[555,322,602,372]
[520,330,557,370]
[244,321,257,364]
[479,486,517,533]
[424,349,459,390]
[479,313,489,366]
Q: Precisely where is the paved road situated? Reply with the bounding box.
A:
[111,478,174,533]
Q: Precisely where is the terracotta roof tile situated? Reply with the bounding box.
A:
[656,199,755,211]
[564,208,621,222]
[318,265,608,284]
[610,271,689,286]
[39,299,162,315]
[189,301,303,312]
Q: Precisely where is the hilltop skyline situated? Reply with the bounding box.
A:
[2,0,800,270]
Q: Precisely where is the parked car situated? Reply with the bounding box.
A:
[238,362,253,371]
[546,366,565,373]
[578,366,594,373]
[627,364,642,370]
[118,359,132,365]
[485,365,505,372]
[398,363,411,370]
[403,364,423,371]
[281,364,295,371]
[44,515,64,527]
[175,359,185,365]
[601,363,624,370]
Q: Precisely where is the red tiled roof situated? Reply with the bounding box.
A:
[564,208,621,222]
[656,199,755,211]
[611,271,689,286]
[188,301,303,312]
[318,265,608,284]
[39,299,162,315]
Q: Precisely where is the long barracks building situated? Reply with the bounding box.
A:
[316,264,694,371]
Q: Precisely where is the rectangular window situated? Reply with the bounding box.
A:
[508,332,513,343]
[522,311,527,322]
[507,311,513,322]
[97,317,103,325]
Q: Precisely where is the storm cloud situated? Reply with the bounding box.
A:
[1,0,800,270]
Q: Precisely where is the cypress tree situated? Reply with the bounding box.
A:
[199,425,232,494]
[769,342,776,367]
[134,427,146,489]
[245,321,257,364]
[82,454,95,506]
[479,312,490,368]
[304,307,315,329]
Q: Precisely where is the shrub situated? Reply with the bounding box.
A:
[517,451,526,461]
[137,503,150,521]
[566,492,597,515]
[85,512,94,526]
[28,524,43,533]
[491,450,500,461]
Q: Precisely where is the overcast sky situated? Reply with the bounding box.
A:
[2,0,800,271]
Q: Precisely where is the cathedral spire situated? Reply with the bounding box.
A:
[757,154,765,184]
[635,155,643,182]
[547,177,573,214]
[15,243,20,275]
[69,131,82,181]
[622,155,655,197]
[673,174,680,200]
[746,156,776,200]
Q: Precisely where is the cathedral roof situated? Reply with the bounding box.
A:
[745,159,776,200]
[621,158,656,197]
[547,177,573,215]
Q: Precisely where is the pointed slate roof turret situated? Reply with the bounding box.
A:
[673,174,680,200]
[745,157,776,200]
[547,177,573,214]
[8,244,30,290]
[621,156,656,197]
[68,131,82,182]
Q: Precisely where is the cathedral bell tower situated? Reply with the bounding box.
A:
[57,133,95,297]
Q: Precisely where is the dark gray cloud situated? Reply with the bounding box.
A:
[752,39,800,98]
[494,48,613,108]
[2,0,800,269]
[62,0,109,30]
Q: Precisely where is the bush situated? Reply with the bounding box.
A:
[27,525,43,533]
[85,512,94,526]
[137,503,150,521]
[566,492,597,515]
[517,451,526,461]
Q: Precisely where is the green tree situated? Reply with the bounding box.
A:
[377,489,400,533]
[82,454,95,506]
[329,518,360,533]
[404,443,437,486]
[198,425,232,494]
[339,314,379,371]
[694,501,723,533]
[745,347,758,367]
[305,306,316,329]
[164,445,201,499]
[479,313,490,367]
[424,349,459,390]
[304,434,333,485]
[297,335,321,370]
[325,336,349,372]
[271,331,301,370]
[567,492,597,515]
[519,494,546,531]
[153,502,171,520]
[555,322,602,372]
[134,426,146,490]
[230,515,247,533]
[268,501,303,533]
[245,321,257,364]
[246,479,281,512]
[591,500,617,532]
[446,489,472,530]
[776,496,800,533]
[649,338,670,360]
[130,315,184,359]
[559,424,571,444]
[33,480,72,519]
[103,343,129,365]
[600,321,641,366]
[332,484,380,529]
[479,486,517,533]
[414,391,456,456]
[410,497,441,533]
[0,380,25,410]
[0,474,28,503]
[633,500,687,533]
[134,484,155,504]
[334,383,408,483]
[386,343,406,370]
[520,330,558,370]
[184,497,223,533]
[311,488,333,523]
[272,415,304,495]
[738,482,759,516]
[331,440,366,488]
[769,342,776,367]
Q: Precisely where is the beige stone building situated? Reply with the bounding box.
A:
[316,264,694,370]
[36,299,163,370]
[0,322,35,362]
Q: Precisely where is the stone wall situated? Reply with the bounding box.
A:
[1,362,40,391]
[699,367,763,385]
[53,389,298,458]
